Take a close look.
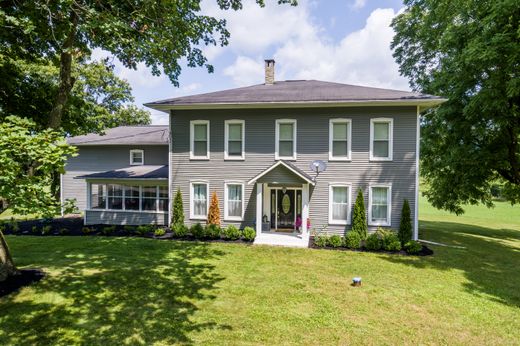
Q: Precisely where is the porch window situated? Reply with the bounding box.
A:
[107,184,123,210]
[90,184,106,209]
[329,184,351,225]
[275,119,297,160]
[130,149,144,165]
[369,185,392,226]
[191,182,208,219]
[225,120,245,160]
[141,186,157,211]
[329,119,351,160]
[190,120,210,160]
[225,183,243,220]
[370,118,393,160]
[158,186,169,212]
[124,185,140,210]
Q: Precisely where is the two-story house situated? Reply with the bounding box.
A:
[63,60,445,246]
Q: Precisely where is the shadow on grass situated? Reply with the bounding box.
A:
[382,220,520,308]
[0,237,230,345]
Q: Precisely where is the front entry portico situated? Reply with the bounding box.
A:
[248,160,314,247]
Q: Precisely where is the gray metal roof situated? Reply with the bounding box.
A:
[76,165,168,180]
[145,80,445,110]
[67,126,169,145]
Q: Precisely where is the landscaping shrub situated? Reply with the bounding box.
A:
[398,199,412,245]
[344,231,362,249]
[154,228,166,237]
[351,189,368,239]
[82,227,94,235]
[328,234,343,248]
[9,220,19,234]
[172,224,188,238]
[31,225,39,234]
[58,228,69,235]
[222,225,241,240]
[205,224,221,239]
[41,225,52,235]
[404,240,422,254]
[365,233,382,251]
[172,188,185,226]
[242,227,256,242]
[380,230,401,251]
[123,225,136,234]
[190,223,205,239]
[207,191,221,226]
[101,225,116,235]
[0,221,6,233]
[314,235,329,247]
[135,225,153,236]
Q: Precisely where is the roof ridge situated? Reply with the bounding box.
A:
[70,128,168,144]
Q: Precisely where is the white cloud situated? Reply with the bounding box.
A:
[117,62,167,88]
[352,0,367,10]
[221,4,409,91]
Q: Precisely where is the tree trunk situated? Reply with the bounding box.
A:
[47,10,79,130]
[0,230,17,282]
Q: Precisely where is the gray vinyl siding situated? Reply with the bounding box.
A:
[170,106,418,235]
[85,210,168,225]
[62,145,168,212]
[256,165,308,185]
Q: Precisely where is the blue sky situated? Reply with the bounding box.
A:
[94,0,406,124]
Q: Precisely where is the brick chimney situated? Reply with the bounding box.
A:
[264,59,275,85]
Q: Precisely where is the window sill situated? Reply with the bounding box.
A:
[275,157,297,161]
[130,163,144,166]
[86,209,168,214]
[190,216,207,221]
[329,220,349,226]
[224,157,245,161]
[368,221,391,227]
[369,158,393,162]
[224,217,244,222]
[328,158,352,162]
[189,157,210,161]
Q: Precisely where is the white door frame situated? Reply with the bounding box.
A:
[268,186,303,231]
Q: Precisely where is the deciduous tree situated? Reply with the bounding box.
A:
[391,0,520,213]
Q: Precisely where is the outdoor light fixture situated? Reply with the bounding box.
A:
[282,187,287,194]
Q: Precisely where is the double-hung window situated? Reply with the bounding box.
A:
[90,184,106,209]
[370,118,393,161]
[369,185,392,226]
[224,183,244,221]
[329,119,352,160]
[275,119,297,160]
[190,120,210,160]
[190,182,208,219]
[107,184,123,210]
[124,186,140,210]
[225,120,245,160]
[130,149,144,165]
[329,184,351,225]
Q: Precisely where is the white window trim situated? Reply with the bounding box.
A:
[190,120,210,160]
[328,183,352,225]
[369,118,393,161]
[275,119,297,160]
[129,149,144,165]
[224,119,245,160]
[368,184,392,226]
[329,118,352,161]
[224,181,245,221]
[190,181,209,220]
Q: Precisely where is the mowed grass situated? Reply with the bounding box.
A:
[1,198,519,345]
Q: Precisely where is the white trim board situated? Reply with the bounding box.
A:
[247,160,315,186]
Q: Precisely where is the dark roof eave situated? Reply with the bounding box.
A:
[145,98,448,112]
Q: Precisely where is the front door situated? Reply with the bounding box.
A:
[277,189,295,229]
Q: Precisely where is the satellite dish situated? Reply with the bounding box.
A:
[310,160,327,178]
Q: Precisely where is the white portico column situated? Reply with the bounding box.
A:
[302,183,310,236]
[256,183,263,234]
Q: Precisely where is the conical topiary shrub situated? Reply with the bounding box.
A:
[398,199,412,245]
[207,191,221,226]
[172,188,184,226]
[351,189,368,239]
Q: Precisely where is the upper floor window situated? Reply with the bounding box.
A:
[190,181,208,219]
[275,119,297,160]
[190,120,210,160]
[329,119,352,160]
[329,183,351,225]
[130,149,144,165]
[368,184,392,226]
[225,120,245,160]
[370,118,393,161]
[224,182,244,221]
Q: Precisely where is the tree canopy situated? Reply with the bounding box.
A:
[391,0,520,213]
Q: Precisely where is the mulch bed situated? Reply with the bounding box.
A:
[0,269,45,298]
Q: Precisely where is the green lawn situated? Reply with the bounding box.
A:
[1,199,519,345]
